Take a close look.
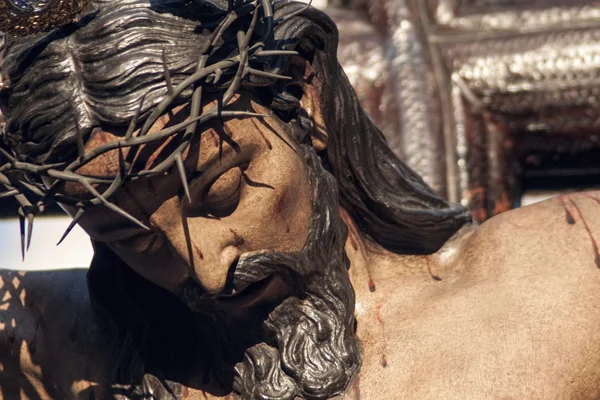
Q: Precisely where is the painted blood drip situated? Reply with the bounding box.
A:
[559,197,575,224]
[351,374,361,400]
[376,306,385,326]
[368,278,376,292]
[377,304,388,368]
[259,130,272,150]
[426,259,442,281]
[381,355,388,368]
[584,193,600,207]
[210,130,219,147]
[251,119,272,149]
[349,233,359,251]
[569,199,600,268]
[193,243,204,260]
[229,228,245,246]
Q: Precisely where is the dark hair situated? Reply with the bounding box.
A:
[1,0,222,163]
[280,4,472,254]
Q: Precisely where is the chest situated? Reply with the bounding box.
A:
[351,270,600,400]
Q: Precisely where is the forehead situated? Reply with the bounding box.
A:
[72,94,290,181]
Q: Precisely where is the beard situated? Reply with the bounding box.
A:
[180,146,360,399]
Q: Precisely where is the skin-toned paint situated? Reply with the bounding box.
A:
[2,95,600,399]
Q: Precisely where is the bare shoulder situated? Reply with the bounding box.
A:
[382,192,600,399]
[0,269,112,399]
[469,191,600,393]
[466,191,600,273]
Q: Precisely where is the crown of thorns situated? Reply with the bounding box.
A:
[0,0,310,259]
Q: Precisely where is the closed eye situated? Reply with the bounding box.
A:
[185,165,245,218]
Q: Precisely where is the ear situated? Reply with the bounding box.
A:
[289,55,328,151]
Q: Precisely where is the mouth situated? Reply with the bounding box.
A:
[216,274,281,308]
[214,255,294,309]
[181,254,295,313]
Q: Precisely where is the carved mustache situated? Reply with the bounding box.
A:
[180,146,338,313]
[179,249,310,313]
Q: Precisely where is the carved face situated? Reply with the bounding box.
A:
[65,95,313,315]
[64,93,360,399]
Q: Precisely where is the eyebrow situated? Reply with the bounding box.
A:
[89,123,244,236]
[192,128,242,176]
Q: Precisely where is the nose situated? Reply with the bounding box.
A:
[151,211,242,294]
[191,241,240,294]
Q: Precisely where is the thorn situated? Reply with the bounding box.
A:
[175,153,191,203]
[57,208,84,246]
[196,54,208,72]
[117,143,127,177]
[26,212,34,251]
[254,50,299,57]
[0,189,19,198]
[126,93,146,140]
[74,118,85,159]
[0,146,16,163]
[241,0,260,49]
[18,208,25,261]
[20,181,45,197]
[32,162,67,173]
[213,68,223,84]
[162,48,174,97]
[247,68,292,80]
[222,111,268,120]
[80,180,149,230]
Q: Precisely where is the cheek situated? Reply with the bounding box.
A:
[272,179,309,236]
[239,160,312,253]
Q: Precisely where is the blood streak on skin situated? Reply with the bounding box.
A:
[340,209,376,291]
[559,196,576,224]
[351,373,361,400]
[229,228,245,247]
[569,198,600,268]
[376,304,388,368]
[381,355,388,368]
[426,259,442,281]
[193,243,204,260]
[251,119,272,150]
[368,278,376,293]
[584,193,600,207]
[274,188,290,215]
[348,231,359,252]
[376,305,385,326]
[210,129,219,147]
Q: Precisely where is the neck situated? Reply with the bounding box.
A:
[340,207,476,293]
[340,206,476,333]
[339,208,476,376]
[340,208,428,293]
